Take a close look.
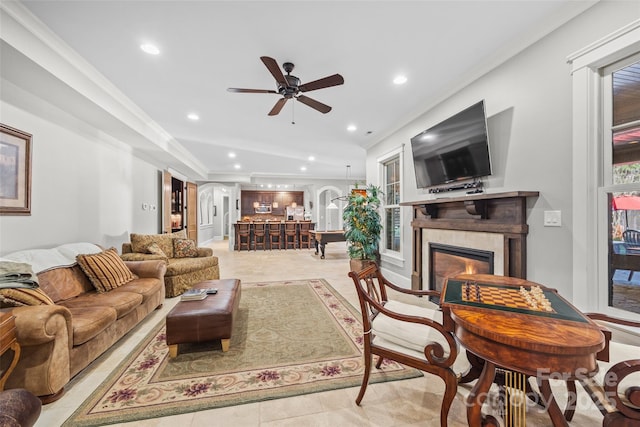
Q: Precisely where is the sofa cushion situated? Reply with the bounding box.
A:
[166,257,218,276]
[173,239,198,258]
[113,278,163,302]
[0,287,54,307]
[66,305,117,345]
[58,291,143,319]
[76,248,136,293]
[37,265,93,302]
[130,234,174,258]
[120,252,168,262]
[145,243,167,257]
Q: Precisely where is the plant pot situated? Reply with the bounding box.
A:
[349,258,375,273]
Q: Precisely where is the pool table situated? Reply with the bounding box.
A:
[310,230,346,259]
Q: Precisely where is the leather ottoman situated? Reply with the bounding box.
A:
[165,279,241,357]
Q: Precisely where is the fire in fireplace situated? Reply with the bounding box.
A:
[429,243,494,292]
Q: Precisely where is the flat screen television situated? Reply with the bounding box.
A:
[411,100,492,189]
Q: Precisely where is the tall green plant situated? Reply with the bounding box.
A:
[343,184,382,260]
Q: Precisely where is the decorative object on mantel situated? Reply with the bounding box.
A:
[0,124,31,215]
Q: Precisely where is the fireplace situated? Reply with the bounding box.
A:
[429,243,494,292]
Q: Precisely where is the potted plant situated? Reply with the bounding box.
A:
[343,184,382,272]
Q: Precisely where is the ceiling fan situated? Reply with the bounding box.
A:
[227,56,344,116]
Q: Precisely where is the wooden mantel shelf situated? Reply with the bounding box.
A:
[402,191,540,290]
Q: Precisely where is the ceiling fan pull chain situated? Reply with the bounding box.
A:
[292,98,295,125]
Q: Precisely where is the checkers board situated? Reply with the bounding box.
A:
[441,279,588,323]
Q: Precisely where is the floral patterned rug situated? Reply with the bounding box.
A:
[63,279,422,426]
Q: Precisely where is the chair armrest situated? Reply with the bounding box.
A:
[584,313,640,328]
[367,297,458,367]
[123,260,167,280]
[604,359,640,420]
[382,277,441,299]
[196,247,213,257]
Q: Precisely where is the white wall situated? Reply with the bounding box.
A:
[0,98,160,255]
[368,1,640,298]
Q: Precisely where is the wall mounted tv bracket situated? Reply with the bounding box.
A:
[428,179,484,194]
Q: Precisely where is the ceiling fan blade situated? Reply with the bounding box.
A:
[299,74,344,92]
[227,88,278,94]
[260,56,288,87]
[297,95,331,114]
[268,98,288,116]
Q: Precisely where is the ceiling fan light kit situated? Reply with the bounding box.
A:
[227,56,344,116]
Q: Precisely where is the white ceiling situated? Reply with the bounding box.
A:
[15,0,595,183]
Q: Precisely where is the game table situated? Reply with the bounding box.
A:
[310,230,345,259]
[441,274,605,427]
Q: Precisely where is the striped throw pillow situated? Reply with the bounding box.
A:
[0,287,55,307]
[76,248,135,293]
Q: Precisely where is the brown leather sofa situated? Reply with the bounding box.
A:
[121,231,220,297]
[1,243,166,402]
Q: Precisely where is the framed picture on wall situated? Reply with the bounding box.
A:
[0,124,32,215]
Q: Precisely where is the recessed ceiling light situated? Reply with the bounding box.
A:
[234,164,241,169]
[300,166,307,171]
[228,152,236,158]
[308,156,315,162]
[347,124,357,132]
[140,43,160,55]
[267,184,272,188]
[187,113,199,121]
[393,75,407,85]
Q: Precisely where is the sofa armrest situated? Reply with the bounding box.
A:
[5,305,73,397]
[10,305,73,349]
[124,260,167,280]
[196,247,213,257]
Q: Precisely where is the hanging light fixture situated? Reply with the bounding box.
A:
[327,165,350,210]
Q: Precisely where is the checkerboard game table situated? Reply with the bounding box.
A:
[166,279,241,357]
[441,274,605,427]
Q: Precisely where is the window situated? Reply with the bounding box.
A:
[605,57,640,314]
[569,22,640,319]
[380,152,402,256]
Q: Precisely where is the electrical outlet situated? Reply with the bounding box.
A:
[544,210,561,227]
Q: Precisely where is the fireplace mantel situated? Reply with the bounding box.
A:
[400,191,539,290]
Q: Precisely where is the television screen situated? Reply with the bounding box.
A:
[411,100,492,189]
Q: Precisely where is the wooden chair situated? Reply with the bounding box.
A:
[298,221,313,249]
[284,221,298,249]
[563,313,640,426]
[252,222,267,250]
[348,263,471,427]
[236,222,251,251]
[268,222,282,250]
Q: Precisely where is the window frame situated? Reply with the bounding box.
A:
[378,146,404,266]
[569,20,640,320]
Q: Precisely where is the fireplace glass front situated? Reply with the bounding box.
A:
[429,243,494,292]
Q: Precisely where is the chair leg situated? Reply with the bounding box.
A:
[356,349,373,405]
[440,370,458,427]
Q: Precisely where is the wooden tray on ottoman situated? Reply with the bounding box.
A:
[165,279,241,357]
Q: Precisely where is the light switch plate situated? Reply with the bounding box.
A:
[544,210,561,227]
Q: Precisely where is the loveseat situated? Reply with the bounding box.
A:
[0,243,166,402]
[121,231,219,297]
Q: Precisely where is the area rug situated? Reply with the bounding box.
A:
[63,279,423,426]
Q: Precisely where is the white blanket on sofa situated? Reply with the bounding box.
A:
[1,242,102,274]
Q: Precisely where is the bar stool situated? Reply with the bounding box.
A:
[253,222,267,250]
[284,221,298,249]
[236,222,251,251]
[268,222,282,249]
[298,221,313,249]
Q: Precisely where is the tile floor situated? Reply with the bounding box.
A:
[36,240,604,426]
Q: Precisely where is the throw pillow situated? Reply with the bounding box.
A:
[76,248,136,293]
[173,238,198,258]
[0,287,54,307]
[172,229,187,239]
[145,242,166,257]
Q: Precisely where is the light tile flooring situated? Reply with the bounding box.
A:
[36,240,603,426]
